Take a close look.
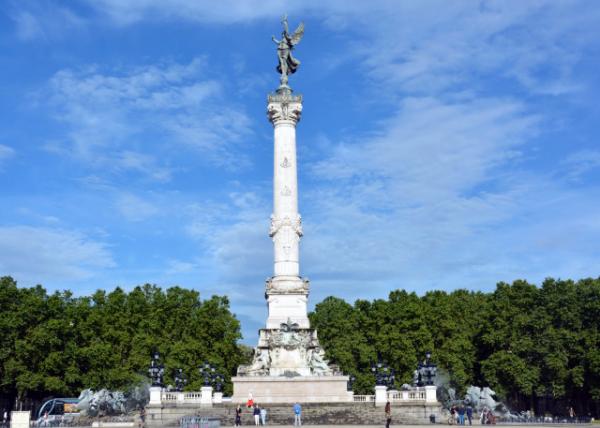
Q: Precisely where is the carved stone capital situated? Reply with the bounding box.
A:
[267,99,303,125]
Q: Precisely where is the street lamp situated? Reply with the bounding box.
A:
[198,362,226,391]
[198,362,216,386]
[347,375,356,391]
[371,361,395,389]
[213,373,225,392]
[415,351,437,386]
[148,351,165,387]
[174,368,188,392]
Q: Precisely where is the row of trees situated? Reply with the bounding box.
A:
[1,276,598,416]
[0,276,245,404]
[310,277,600,416]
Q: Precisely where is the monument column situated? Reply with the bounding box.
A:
[233,16,354,403]
[265,89,309,329]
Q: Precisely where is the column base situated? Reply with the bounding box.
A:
[265,276,310,329]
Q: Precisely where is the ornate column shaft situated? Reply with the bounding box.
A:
[265,89,309,329]
[268,92,303,278]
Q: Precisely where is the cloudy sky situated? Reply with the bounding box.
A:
[1,1,600,342]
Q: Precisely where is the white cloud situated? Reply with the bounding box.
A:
[0,226,115,283]
[43,58,251,180]
[0,145,15,166]
[115,193,159,222]
[563,149,600,181]
[10,1,85,41]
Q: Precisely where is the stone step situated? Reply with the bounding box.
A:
[147,402,440,426]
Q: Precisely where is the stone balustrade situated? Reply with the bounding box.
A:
[159,386,434,406]
[160,390,215,404]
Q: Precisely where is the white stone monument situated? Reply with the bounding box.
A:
[231,24,352,400]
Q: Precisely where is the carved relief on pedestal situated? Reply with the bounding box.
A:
[238,324,335,377]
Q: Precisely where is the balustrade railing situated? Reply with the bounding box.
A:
[388,388,427,402]
[160,391,203,403]
[353,395,375,402]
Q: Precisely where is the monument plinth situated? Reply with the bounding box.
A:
[232,17,352,403]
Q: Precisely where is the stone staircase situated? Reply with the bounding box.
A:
[147,402,441,426]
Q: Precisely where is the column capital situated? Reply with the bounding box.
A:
[267,91,303,125]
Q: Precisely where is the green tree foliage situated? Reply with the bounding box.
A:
[0,277,244,402]
[310,277,600,416]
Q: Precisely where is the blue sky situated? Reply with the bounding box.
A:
[1,1,600,342]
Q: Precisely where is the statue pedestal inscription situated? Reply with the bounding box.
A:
[233,17,351,404]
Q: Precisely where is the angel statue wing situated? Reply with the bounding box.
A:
[289,22,304,46]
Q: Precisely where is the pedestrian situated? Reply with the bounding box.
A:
[253,404,260,426]
[385,401,391,428]
[293,402,302,426]
[450,406,457,425]
[569,407,576,423]
[458,405,465,425]
[260,407,267,426]
[235,405,242,426]
[139,407,146,428]
[466,405,473,426]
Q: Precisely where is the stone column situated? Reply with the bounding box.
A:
[10,411,30,428]
[149,386,162,406]
[425,385,437,403]
[265,88,310,329]
[375,385,388,407]
[200,386,213,406]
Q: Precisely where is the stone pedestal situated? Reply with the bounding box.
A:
[200,386,213,405]
[10,411,30,428]
[374,385,388,407]
[149,386,162,406]
[425,385,437,403]
[232,375,353,403]
[213,392,223,404]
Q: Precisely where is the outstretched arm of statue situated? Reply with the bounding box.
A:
[272,35,281,44]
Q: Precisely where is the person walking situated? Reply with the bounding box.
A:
[253,404,260,426]
[139,407,146,428]
[293,402,302,426]
[466,405,473,426]
[235,405,242,426]
[385,401,391,428]
[260,407,267,426]
[458,405,465,425]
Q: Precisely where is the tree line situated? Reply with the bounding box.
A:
[310,277,600,417]
[1,276,599,417]
[0,276,244,406]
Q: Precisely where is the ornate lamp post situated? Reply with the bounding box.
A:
[174,368,188,392]
[213,373,225,393]
[415,351,437,387]
[198,362,216,386]
[371,361,395,389]
[347,375,356,391]
[148,351,164,387]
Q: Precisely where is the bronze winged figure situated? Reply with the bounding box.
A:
[272,14,304,88]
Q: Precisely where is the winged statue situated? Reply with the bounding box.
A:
[272,15,304,87]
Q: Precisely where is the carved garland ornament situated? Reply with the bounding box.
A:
[269,214,303,237]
